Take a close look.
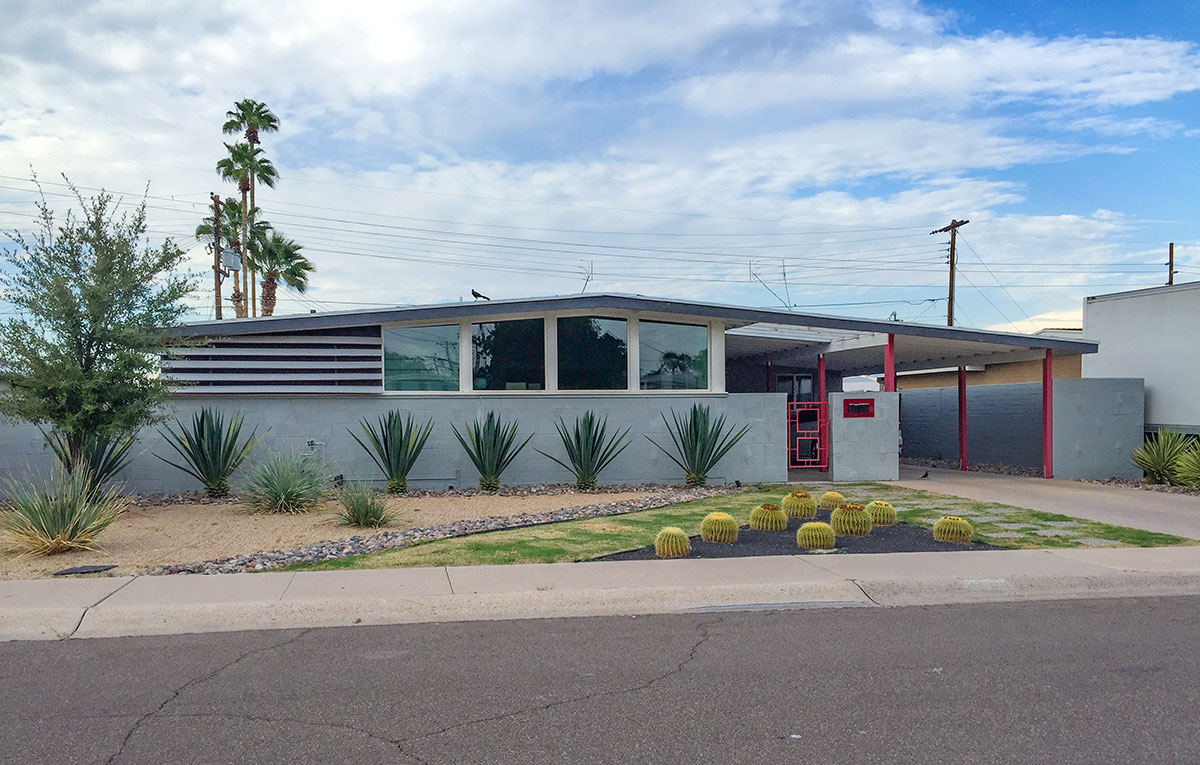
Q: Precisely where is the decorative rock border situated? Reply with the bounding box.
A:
[144,484,746,575]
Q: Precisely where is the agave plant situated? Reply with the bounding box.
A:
[242,452,330,514]
[537,411,630,491]
[348,412,434,493]
[43,429,136,496]
[452,412,532,491]
[1131,428,1194,484]
[0,469,125,555]
[646,404,751,487]
[157,408,258,496]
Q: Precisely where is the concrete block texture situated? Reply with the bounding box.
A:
[0,392,788,493]
[828,392,899,481]
[898,378,1144,479]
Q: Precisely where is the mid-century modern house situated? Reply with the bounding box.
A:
[0,293,1146,491]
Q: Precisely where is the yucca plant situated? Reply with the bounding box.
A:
[348,411,434,493]
[452,412,533,491]
[335,484,394,528]
[43,429,136,496]
[242,452,330,514]
[537,411,630,491]
[0,470,125,555]
[646,404,751,487]
[157,408,258,496]
[1131,428,1194,484]
[1174,448,1200,489]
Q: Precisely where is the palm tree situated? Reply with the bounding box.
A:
[195,202,271,264]
[256,233,313,316]
[223,100,280,316]
[215,141,255,317]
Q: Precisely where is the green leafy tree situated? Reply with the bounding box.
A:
[0,183,194,463]
[255,233,313,316]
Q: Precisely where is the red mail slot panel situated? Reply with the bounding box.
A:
[843,399,875,418]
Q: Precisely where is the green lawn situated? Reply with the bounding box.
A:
[287,482,1194,572]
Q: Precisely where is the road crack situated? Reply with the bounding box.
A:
[104,628,314,764]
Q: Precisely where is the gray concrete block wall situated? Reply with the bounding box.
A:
[901,383,1043,468]
[828,392,899,481]
[0,392,787,493]
[1053,378,1144,480]
[898,378,1145,480]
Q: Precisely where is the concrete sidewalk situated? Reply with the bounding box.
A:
[897,465,1200,538]
[4,546,1200,642]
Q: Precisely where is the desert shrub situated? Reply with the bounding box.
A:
[335,484,394,528]
[538,411,630,491]
[348,411,433,493]
[44,429,135,496]
[781,490,817,519]
[0,470,125,555]
[797,521,836,550]
[749,503,788,531]
[243,452,330,514]
[818,490,845,509]
[1176,448,1200,489]
[654,526,691,558]
[452,412,532,491]
[158,408,258,496]
[646,404,750,487]
[830,503,872,537]
[932,515,974,545]
[865,500,896,526]
[699,511,738,544]
[1131,428,1194,484]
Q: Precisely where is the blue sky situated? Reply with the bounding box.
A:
[1,0,1198,330]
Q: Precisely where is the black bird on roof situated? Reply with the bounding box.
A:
[471,289,490,301]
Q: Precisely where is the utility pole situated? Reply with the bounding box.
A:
[1168,242,1176,286]
[211,193,223,320]
[930,219,969,326]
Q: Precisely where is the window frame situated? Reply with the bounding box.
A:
[381,322,462,392]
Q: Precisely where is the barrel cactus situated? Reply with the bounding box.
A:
[865,500,896,526]
[781,491,817,519]
[830,502,873,537]
[700,512,739,544]
[932,515,974,545]
[796,521,836,550]
[655,526,691,558]
[749,503,788,531]
[818,490,846,510]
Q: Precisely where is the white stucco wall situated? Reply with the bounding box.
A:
[1082,283,1200,433]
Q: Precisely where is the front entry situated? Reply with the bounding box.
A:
[780,373,827,469]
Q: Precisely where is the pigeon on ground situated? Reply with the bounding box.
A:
[471,289,491,300]
[919,471,930,479]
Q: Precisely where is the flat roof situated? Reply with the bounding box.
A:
[1087,280,1200,303]
[171,293,1098,355]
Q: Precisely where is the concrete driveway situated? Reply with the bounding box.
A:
[897,465,1200,538]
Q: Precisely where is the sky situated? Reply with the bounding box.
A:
[1,0,1198,331]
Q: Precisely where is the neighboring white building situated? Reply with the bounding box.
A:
[1083,281,1200,435]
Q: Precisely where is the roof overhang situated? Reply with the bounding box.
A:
[170,293,1099,359]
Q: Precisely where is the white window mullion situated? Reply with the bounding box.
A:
[544,316,558,392]
[627,317,640,392]
[458,319,472,392]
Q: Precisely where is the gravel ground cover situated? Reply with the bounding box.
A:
[1080,478,1200,497]
[901,457,1042,477]
[597,510,1003,561]
[0,485,672,579]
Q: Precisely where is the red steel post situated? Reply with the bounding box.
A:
[958,366,967,471]
[884,333,896,392]
[817,354,827,472]
[1042,349,1054,479]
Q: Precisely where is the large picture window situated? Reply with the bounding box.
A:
[557,316,627,390]
[383,325,459,391]
[473,319,545,390]
[639,321,708,390]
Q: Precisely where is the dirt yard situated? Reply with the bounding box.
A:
[0,489,656,580]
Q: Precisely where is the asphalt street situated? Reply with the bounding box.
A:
[2,596,1198,764]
